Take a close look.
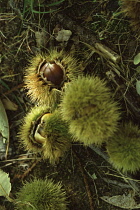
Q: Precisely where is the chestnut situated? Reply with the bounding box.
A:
[18,106,72,163]
[24,50,83,105]
[39,62,64,86]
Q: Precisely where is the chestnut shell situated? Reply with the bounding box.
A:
[39,62,64,86]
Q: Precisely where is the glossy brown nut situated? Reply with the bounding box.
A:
[39,62,64,86]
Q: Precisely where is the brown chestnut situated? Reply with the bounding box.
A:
[39,62,64,86]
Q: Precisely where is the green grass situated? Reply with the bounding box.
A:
[22,0,65,15]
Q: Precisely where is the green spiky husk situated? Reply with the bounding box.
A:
[18,106,50,153]
[24,49,82,105]
[60,76,120,145]
[18,106,72,163]
[106,122,140,173]
[120,0,140,33]
[15,178,68,210]
[42,109,72,163]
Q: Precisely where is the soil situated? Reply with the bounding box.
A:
[0,0,140,209]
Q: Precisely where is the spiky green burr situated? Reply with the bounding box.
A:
[120,0,140,33]
[24,49,82,105]
[18,106,72,163]
[106,122,140,173]
[15,178,68,210]
[60,76,120,145]
[42,109,72,163]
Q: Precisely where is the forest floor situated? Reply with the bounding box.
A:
[0,0,140,209]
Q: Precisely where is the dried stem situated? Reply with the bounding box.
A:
[73,149,94,210]
[55,13,120,63]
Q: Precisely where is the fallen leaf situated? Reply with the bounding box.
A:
[136,80,140,95]
[0,99,9,144]
[101,192,140,209]
[2,98,18,111]
[55,29,72,42]
[0,169,11,198]
[134,53,140,65]
[35,30,48,48]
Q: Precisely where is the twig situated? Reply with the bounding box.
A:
[55,13,121,63]
[11,159,39,182]
[89,145,140,194]
[103,178,135,189]
[89,145,109,162]
[3,83,24,95]
[73,149,94,210]
[20,160,38,180]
